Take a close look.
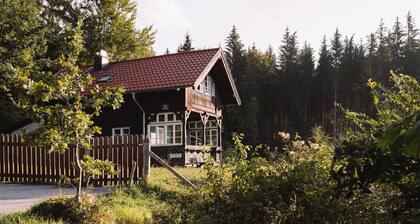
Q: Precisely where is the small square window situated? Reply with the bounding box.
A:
[112,127,130,136]
[123,128,130,135]
[189,122,196,129]
[167,113,174,121]
[158,114,165,122]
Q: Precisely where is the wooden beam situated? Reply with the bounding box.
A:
[142,141,150,184]
[149,151,197,189]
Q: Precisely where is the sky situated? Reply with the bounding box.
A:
[136,0,420,55]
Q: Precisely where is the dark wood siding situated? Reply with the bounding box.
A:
[137,89,185,113]
[94,94,144,136]
[94,90,185,136]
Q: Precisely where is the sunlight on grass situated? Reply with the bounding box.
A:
[0,212,65,224]
[148,167,206,193]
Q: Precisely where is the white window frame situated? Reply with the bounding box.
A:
[198,76,216,97]
[112,127,130,136]
[148,112,182,146]
[189,129,204,146]
[205,129,218,146]
[188,121,218,147]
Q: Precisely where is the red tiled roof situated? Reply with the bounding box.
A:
[85,48,221,92]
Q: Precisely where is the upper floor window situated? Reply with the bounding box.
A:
[197,76,216,97]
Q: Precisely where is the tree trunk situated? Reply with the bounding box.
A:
[75,145,83,202]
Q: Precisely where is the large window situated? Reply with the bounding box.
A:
[188,121,218,146]
[112,127,130,136]
[197,76,216,97]
[148,113,182,146]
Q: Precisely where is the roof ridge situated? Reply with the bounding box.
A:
[104,47,221,66]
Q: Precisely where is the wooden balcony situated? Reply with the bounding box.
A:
[185,88,221,116]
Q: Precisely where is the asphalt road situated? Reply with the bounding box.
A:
[0,184,112,215]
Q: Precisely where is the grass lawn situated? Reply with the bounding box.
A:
[148,167,206,193]
[0,167,206,224]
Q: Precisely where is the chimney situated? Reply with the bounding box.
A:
[94,49,109,71]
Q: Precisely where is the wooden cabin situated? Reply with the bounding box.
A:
[86,48,241,166]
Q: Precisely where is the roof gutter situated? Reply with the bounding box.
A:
[131,92,146,137]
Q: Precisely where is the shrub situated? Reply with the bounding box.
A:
[30,195,111,224]
[188,129,354,224]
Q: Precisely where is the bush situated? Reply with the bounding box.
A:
[188,129,355,224]
[30,195,111,224]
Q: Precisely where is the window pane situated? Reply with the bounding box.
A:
[189,122,195,129]
[167,125,174,144]
[174,124,182,144]
[189,131,196,145]
[114,129,121,135]
[158,114,165,122]
[123,128,130,135]
[211,130,218,146]
[175,137,181,144]
[157,126,165,144]
[167,113,174,121]
[205,130,211,145]
[197,122,203,129]
[150,126,156,145]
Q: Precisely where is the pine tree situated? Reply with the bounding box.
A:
[365,33,377,78]
[278,28,300,133]
[295,43,315,135]
[388,17,406,73]
[278,28,299,75]
[375,19,392,83]
[403,12,420,78]
[315,36,334,133]
[177,32,194,52]
[225,26,245,69]
[330,29,343,142]
[223,26,246,145]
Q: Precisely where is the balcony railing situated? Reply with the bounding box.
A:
[186,88,218,114]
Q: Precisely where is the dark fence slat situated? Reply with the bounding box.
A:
[0,134,145,186]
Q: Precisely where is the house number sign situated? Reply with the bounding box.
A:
[162,104,169,110]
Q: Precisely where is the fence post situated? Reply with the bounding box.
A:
[142,139,150,184]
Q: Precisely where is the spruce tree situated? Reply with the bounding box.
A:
[278,28,299,75]
[330,29,343,142]
[223,26,246,145]
[365,33,377,78]
[375,19,392,83]
[315,36,334,133]
[278,28,300,133]
[388,17,406,73]
[178,32,194,52]
[298,43,315,124]
[403,12,420,78]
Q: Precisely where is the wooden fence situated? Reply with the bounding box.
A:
[0,134,149,186]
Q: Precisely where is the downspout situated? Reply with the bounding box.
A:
[131,92,146,137]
